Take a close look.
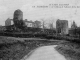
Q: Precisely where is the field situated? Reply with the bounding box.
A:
[0,36,80,60]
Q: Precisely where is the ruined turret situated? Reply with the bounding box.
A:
[13,9,24,28]
[56,19,68,35]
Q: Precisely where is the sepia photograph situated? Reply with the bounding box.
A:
[0,0,80,60]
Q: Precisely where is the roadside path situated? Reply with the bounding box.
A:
[22,45,67,60]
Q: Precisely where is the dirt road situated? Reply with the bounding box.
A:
[22,45,67,60]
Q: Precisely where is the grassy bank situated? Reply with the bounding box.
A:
[55,41,80,60]
[0,36,60,60]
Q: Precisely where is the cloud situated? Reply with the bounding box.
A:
[20,4,33,12]
[0,6,8,25]
[33,0,44,6]
[20,0,44,13]
[0,6,8,14]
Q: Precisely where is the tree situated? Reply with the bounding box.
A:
[71,21,77,29]
[49,23,54,29]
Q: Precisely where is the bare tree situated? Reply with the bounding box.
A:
[49,22,54,29]
[41,19,47,32]
[41,19,46,29]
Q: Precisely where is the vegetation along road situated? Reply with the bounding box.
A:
[0,36,80,60]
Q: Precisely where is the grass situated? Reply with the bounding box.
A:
[55,41,80,60]
[0,36,61,60]
[0,36,80,60]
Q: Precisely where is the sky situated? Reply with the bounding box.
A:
[0,0,80,28]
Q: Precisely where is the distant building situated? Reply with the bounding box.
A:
[34,20,41,28]
[69,21,78,35]
[24,19,41,28]
[24,19,35,27]
[56,19,68,35]
[71,21,77,29]
[5,18,13,26]
[13,9,24,27]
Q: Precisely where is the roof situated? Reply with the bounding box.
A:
[14,9,23,15]
[24,20,34,23]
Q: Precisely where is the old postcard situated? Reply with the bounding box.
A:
[0,0,80,60]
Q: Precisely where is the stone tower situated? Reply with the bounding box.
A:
[13,9,24,28]
[13,9,23,26]
[56,19,68,35]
